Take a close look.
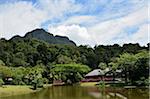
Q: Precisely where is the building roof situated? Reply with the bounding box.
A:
[85,68,110,77]
[85,68,122,77]
[85,69,103,77]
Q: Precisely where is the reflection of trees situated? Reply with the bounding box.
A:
[46,86,92,99]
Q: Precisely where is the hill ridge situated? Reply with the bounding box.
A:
[10,28,76,46]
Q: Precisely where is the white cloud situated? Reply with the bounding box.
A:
[61,15,98,26]
[37,0,81,18]
[48,24,93,45]
[88,6,148,45]
[0,1,47,39]
[121,24,148,45]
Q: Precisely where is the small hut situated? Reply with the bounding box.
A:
[5,77,13,84]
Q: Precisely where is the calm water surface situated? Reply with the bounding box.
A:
[1,86,149,99]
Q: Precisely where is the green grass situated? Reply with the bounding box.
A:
[80,82,98,87]
[0,85,35,97]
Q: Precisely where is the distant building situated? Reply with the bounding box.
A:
[81,68,124,83]
[5,77,13,84]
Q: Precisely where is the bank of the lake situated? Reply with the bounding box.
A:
[0,83,95,98]
[80,82,98,87]
[0,84,53,97]
[0,85,44,97]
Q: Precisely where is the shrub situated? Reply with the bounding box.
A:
[0,79,4,87]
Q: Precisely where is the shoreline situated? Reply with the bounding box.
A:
[80,82,149,88]
[0,85,34,98]
[0,84,52,98]
[0,83,148,98]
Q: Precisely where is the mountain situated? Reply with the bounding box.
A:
[10,28,76,46]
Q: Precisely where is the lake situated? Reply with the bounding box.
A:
[1,86,149,99]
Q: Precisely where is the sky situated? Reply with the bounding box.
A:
[0,0,149,46]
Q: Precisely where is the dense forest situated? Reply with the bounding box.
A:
[0,29,149,89]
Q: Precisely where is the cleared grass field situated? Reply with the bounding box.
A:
[80,82,98,87]
[0,85,35,97]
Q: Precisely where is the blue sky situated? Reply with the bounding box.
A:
[0,0,148,46]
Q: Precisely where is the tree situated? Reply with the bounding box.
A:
[109,50,149,85]
[86,49,98,68]
[0,65,13,78]
[25,64,45,89]
[108,62,118,82]
[122,43,142,54]
[12,52,28,67]
[32,75,44,90]
[131,50,149,85]
[98,62,107,70]
[50,64,91,84]
[56,55,73,64]
[12,67,26,85]
[37,44,52,65]
[117,53,137,83]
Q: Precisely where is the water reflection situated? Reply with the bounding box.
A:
[88,87,149,99]
[1,86,148,99]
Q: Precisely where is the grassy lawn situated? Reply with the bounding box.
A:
[80,82,98,87]
[0,85,35,97]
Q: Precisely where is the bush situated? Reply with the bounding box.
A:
[0,60,5,66]
[43,78,49,84]
[32,77,44,90]
[98,81,105,89]
[144,78,150,86]
[13,76,25,85]
[0,79,4,87]
[37,78,44,88]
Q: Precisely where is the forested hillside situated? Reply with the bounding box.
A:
[0,29,149,87]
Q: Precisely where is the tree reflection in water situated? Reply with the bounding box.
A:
[1,86,149,99]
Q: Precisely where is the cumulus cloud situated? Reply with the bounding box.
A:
[0,1,47,39]
[48,24,94,45]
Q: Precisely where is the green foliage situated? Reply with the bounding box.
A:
[56,55,73,64]
[0,65,13,78]
[13,77,25,85]
[51,64,91,84]
[12,67,26,85]
[99,81,105,89]
[32,77,44,90]
[43,78,49,84]
[110,50,149,85]
[0,60,5,66]
[98,62,107,70]
[143,77,150,86]
[0,78,4,87]
[12,52,29,67]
